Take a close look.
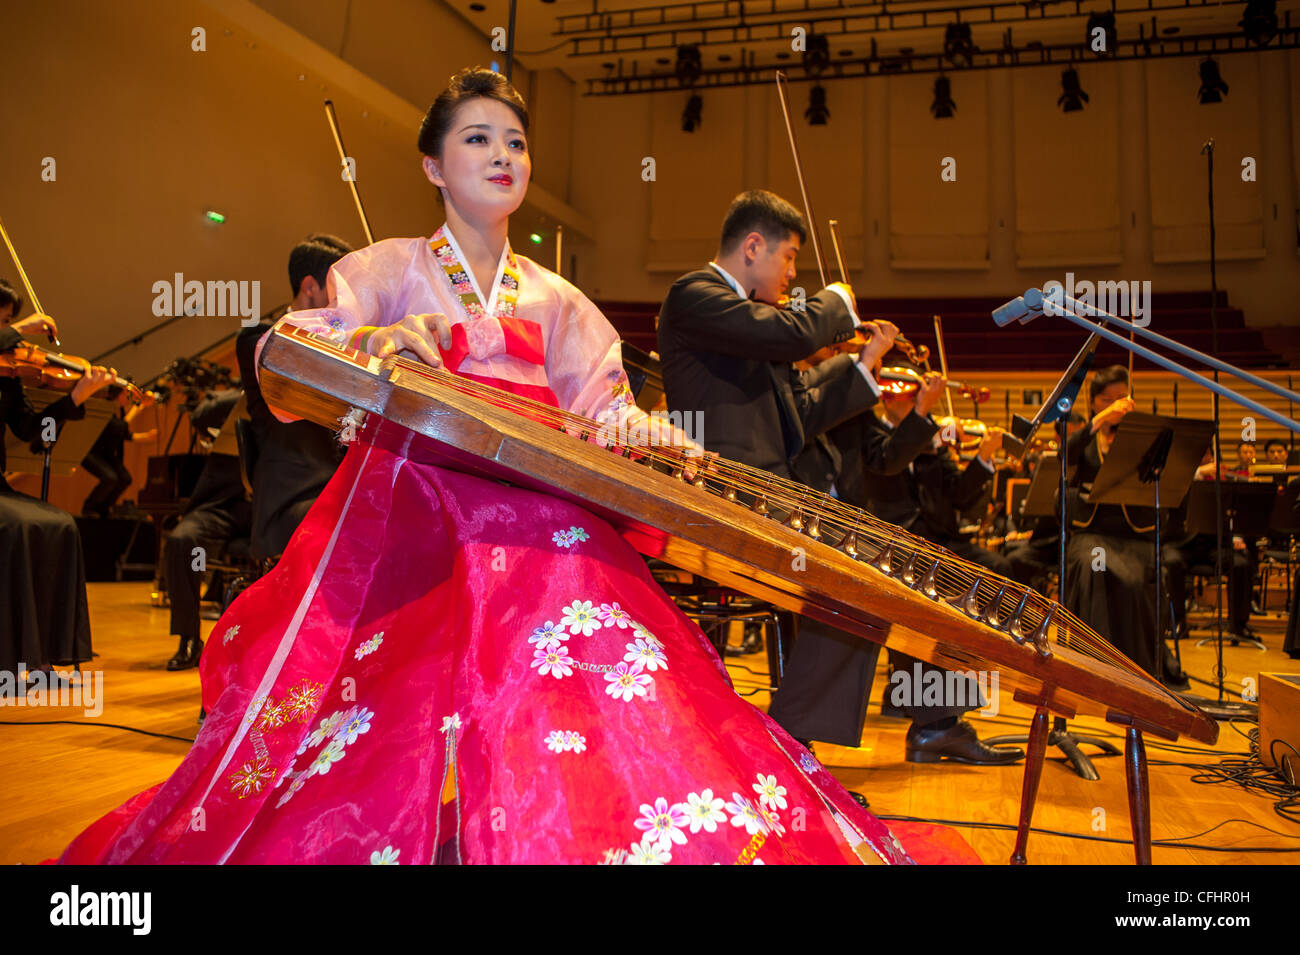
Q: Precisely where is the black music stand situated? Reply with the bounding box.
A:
[4,391,113,502]
[1184,480,1275,652]
[1087,413,1213,686]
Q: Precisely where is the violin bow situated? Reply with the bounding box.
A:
[0,213,60,346]
[775,72,829,288]
[323,100,376,246]
[932,313,957,419]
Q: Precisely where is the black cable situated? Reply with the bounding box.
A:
[877,812,1300,853]
[0,719,195,744]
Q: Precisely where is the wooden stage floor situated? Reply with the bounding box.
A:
[2,581,1297,865]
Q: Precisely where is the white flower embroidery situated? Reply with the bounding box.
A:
[354,631,384,660]
[597,602,633,629]
[370,846,400,865]
[440,713,462,734]
[604,661,653,702]
[527,620,567,649]
[302,709,347,751]
[532,645,574,679]
[799,751,819,775]
[544,730,568,753]
[624,637,667,672]
[564,731,587,753]
[544,729,587,753]
[552,530,575,548]
[221,624,240,645]
[635,797,689,850]
[761,808,787,838]
[726,793,769,836]
[559,600,602,636]
[626,841,671,865]
[753,774,789,811]
[568,526,590,542]
[682,789,727,834]
[309,738,347,776]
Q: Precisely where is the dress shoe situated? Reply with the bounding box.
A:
[166,636,203,671]
[905,719,1024,765]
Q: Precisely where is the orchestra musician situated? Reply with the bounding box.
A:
[1064,366,1188,688]
[1,278,114,689]
[234,234,352,561]
[658,189,897,755]
[832,349,1023,764]
[80,389,157,518]
[60,69,937,865]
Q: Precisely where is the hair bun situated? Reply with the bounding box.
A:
[452,67,501,95]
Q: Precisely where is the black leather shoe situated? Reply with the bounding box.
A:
[166,637,203,671]
[905,719,1024,765]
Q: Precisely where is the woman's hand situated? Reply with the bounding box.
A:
[362,313,453,367]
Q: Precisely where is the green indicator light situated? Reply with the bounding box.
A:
[529,232,543,244]
[205,210,226,224]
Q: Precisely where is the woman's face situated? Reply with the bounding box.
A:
[423,97,530,222]
[1091,380,1128,416]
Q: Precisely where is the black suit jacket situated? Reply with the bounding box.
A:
[1,326,85,479]
[236,321,342,559]
[851,411,993,543]
[658,267,876,477]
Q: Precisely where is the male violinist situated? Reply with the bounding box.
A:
[1,278,114,688]
[832,348,1023,763]
[658,190,898,754]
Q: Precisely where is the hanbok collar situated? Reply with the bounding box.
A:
[430,224,520,321]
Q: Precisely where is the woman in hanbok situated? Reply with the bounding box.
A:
[60,69,969,865]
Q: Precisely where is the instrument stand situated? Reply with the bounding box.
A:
[1191,482,1273,652]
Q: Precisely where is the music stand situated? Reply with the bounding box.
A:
[1087,412,1214,684]
[4,390,114,502]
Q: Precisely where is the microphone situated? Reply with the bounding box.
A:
[992,288,1044,327]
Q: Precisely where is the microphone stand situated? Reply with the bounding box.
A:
[984,334,1121,780]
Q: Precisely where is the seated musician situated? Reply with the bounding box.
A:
[833,350,1023,764]
[234,234,351,561]
[1264,438,1288,467]
[80,390,157,518]
[658,189,899,757]
[1162,448,1256,644]
[61,70,935,865]
[1064,366,1187,688]
[1,278,113,689]
[160,388,249,670]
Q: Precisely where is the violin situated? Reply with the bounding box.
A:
[0,339,143,404]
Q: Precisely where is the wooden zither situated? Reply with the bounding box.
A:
[259,324,1219,864]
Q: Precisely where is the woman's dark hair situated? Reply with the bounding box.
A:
[418,67,529,158]
[1089,364,1129,407]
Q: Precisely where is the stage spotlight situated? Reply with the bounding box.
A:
[1239,0,1277,46]
[931,77,956,118]
[1197,58,1229,104]
[805,84,830,125]
[682,93,703,132]
[802,34,831,74]
[675,45,702,86]
[944,23,974,67]
[1057,68,1089,112]
[1086,12,1117,56]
